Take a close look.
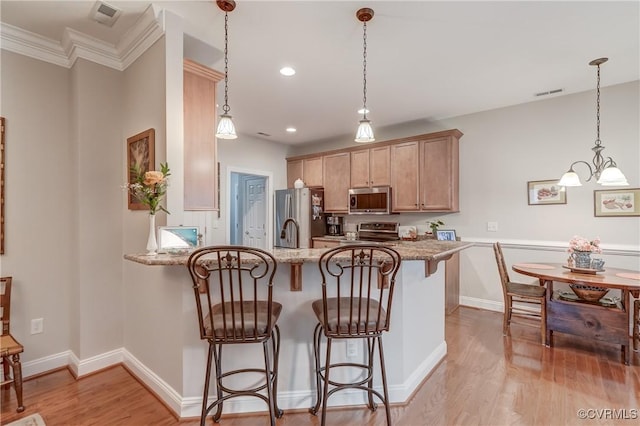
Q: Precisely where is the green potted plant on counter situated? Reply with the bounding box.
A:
[426,220,444,239]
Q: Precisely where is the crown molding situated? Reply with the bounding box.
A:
[0,5,163,71]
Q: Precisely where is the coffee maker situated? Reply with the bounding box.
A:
[326,216,344,236]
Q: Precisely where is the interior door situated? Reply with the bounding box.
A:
[242,176,267,248]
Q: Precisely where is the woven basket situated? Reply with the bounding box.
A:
[569,284,608,302]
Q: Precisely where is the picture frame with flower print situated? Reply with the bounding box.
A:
[527,179,566,205]
[127,128,155,210]
[594,188,640,217]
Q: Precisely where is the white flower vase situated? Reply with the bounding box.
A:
[146,214,158,255]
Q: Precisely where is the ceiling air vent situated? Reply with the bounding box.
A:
[90,1,122,27]
[535,88,564,97]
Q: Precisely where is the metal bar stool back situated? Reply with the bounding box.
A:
[309,245,401,426]
[187,246,283,426]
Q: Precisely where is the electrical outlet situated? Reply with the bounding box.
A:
[487,221,498,232]
[346,340,358,357]
[30,318,44,335]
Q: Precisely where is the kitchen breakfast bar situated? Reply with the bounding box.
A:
[124,240,472,418]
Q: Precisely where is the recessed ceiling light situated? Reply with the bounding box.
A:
[280,67,296,76]
[286,127,297,133]
[357,108,370,114]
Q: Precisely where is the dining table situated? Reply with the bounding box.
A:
[512,262,640,365]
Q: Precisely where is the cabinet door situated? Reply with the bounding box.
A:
[390,142,420,211]
[303,157,323,188]
[323,152,350,213]
[183,60,223,211]
[287,159,303,188]
[369,145,390,187]
[350,149,370,188]
[419,137,459,211]
[312,239,340,248]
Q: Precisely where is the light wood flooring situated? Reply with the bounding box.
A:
[2,307,639,425]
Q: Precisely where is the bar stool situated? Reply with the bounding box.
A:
[634,298,639,351]
[309,245,401,426]
[187,246,283,426]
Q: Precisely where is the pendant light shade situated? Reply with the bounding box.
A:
[596,165,628,186]
[216,114,237,139]
[558,58,628,187]
[355,8,375,143]
[215,0,238,140]
[355,119,374,143]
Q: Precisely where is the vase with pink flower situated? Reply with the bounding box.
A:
[125,162,171,255]
[567,236,601,269]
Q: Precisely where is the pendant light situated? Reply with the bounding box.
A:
[215,0,237,140]
[558,58,628,186]
[355,8,375,143]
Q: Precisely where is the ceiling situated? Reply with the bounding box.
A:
[1,1,638,146]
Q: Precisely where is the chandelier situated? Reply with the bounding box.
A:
[215,0,237,140]
[354,8,375,143]
[558,58,628,186]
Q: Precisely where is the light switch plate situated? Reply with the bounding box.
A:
[487,221,498,232]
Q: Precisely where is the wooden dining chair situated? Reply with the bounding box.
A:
[187,246,283,426]
[493,243,546,345]
[309,245,402,426]
[1,276,25,412]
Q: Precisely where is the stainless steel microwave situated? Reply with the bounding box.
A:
[348,186,392,214]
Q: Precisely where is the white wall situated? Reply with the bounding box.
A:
[0,51,74,361]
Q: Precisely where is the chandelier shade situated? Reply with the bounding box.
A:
[354,8,375,143]
[558,57,628,187]
[215,0,238,140]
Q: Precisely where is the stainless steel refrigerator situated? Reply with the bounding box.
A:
[274,188,324,248]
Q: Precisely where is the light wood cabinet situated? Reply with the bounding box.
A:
[312,238,341,248]
[303,157,323,188]
[445,252,460,314]
[323,152,350,213]
[419,137,459,211]
[390,133,460,212]
[183,59,223,211]
[287,160,303,188]
[287,129,462,212]
[286,157,323,188]
[350,146,390,188]
[390,141,420,211]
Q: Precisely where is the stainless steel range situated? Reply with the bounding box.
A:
[348,222,400,244]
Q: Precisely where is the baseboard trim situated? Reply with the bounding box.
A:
[20,341,449,419]
[460,296,503,313]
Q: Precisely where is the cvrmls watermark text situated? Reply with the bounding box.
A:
[577,409,638,420]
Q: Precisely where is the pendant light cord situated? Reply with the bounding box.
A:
[222,11,230,115]
[362,20,368,119]
[595,63,600,146]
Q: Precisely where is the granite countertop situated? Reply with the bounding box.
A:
[124,240,473,266]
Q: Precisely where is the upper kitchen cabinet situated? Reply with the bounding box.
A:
[350,146,390,188]
[287,129,462,212]
[391,129,462,212]
[287,160,303,188]
[286,156,323,188]
[390,141,420,211]
[419,135,460,211]
[303,157,323,187]
[323,152,350,213]
[183,59,223,211]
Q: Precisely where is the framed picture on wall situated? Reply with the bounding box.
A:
[127,128,155,210]
[527,179,566,205]
[594,188,640,217]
